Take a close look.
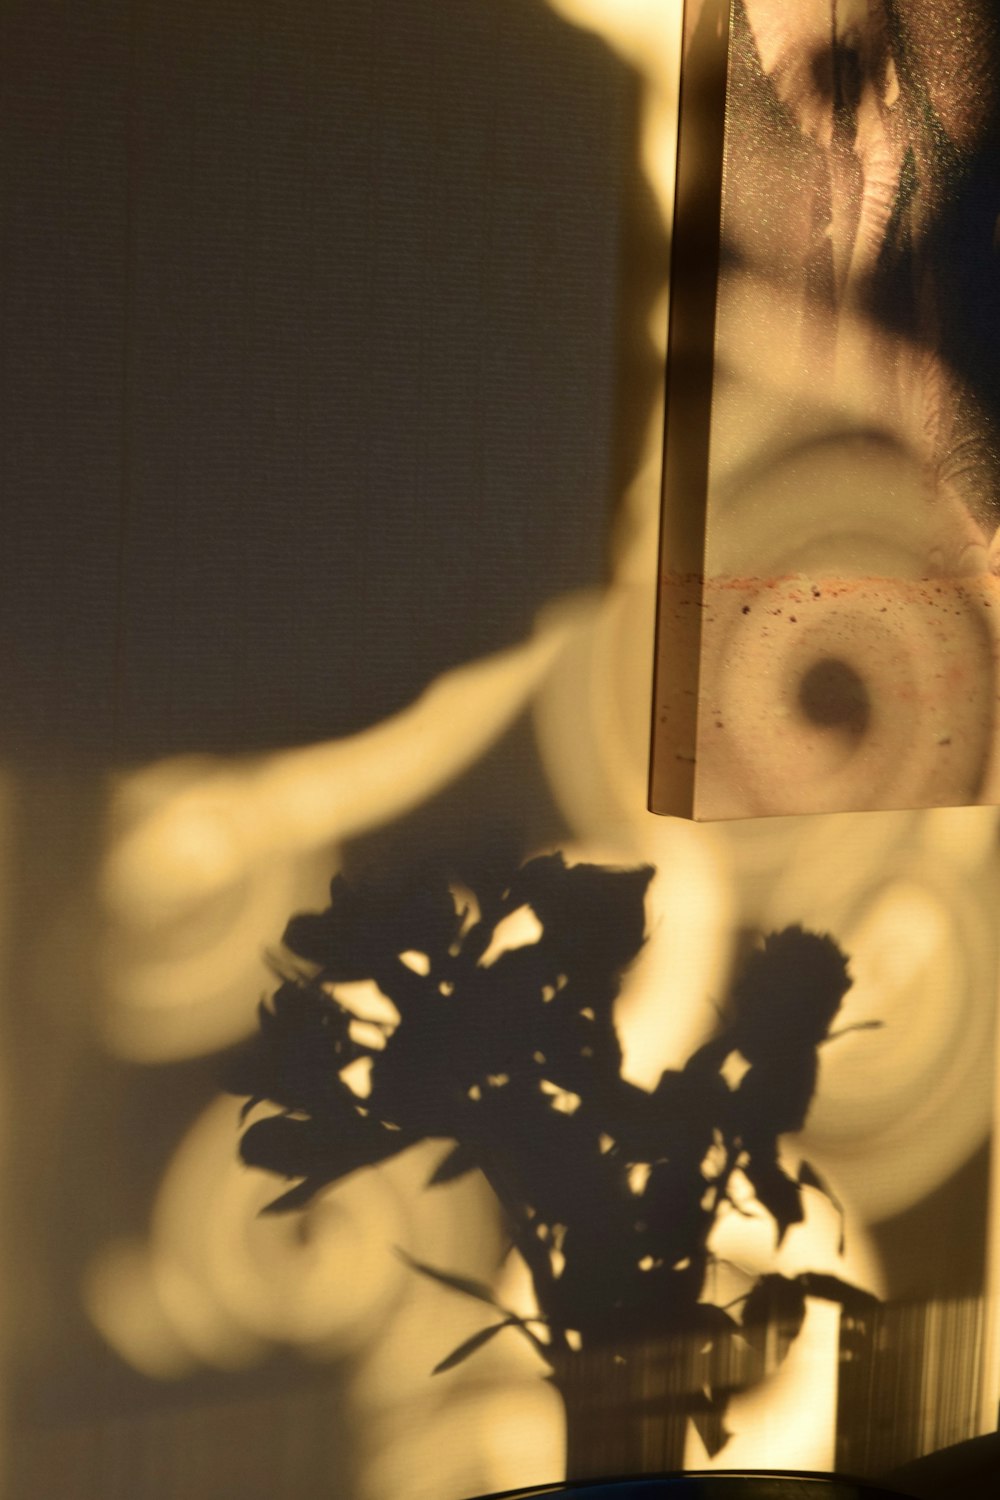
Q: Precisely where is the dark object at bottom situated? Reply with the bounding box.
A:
[882,1431,1000,1498]
[473,1472,917,1500]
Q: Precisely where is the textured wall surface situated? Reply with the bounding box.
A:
[2,3,998,1498]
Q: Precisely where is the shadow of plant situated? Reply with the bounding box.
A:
[226,854,879,1458]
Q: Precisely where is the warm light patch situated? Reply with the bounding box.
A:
[479,905,544,967]
[349,1018,390,1052]
[627,1161,652,1196]
[341,1057,374,1099]
[84,1097,419,1377]
[357,1381,565,1500]
[539,1081,583,1116]
[100,614,580,1063]
[700,1132,727,1180]
[83,1238,197,1381]
[449,883,482,948]
[547,2,683,354]
[399,949,431,976]
[615,844,735,1089]
[686,1298,840,1471]
[330,979,401,1028]
[721,1048,752,1091]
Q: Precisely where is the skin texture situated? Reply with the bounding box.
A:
[657,1,1000,816]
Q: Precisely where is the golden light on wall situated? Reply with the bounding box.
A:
[8,3,1000,1498]
[99,619,578,1061]
[532,0,1000,1478]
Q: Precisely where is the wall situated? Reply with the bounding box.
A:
[2,2,998,1497]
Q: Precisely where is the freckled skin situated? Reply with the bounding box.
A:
[655,1,1000,818]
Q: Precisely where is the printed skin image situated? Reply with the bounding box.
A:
[652,0,1000,818]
